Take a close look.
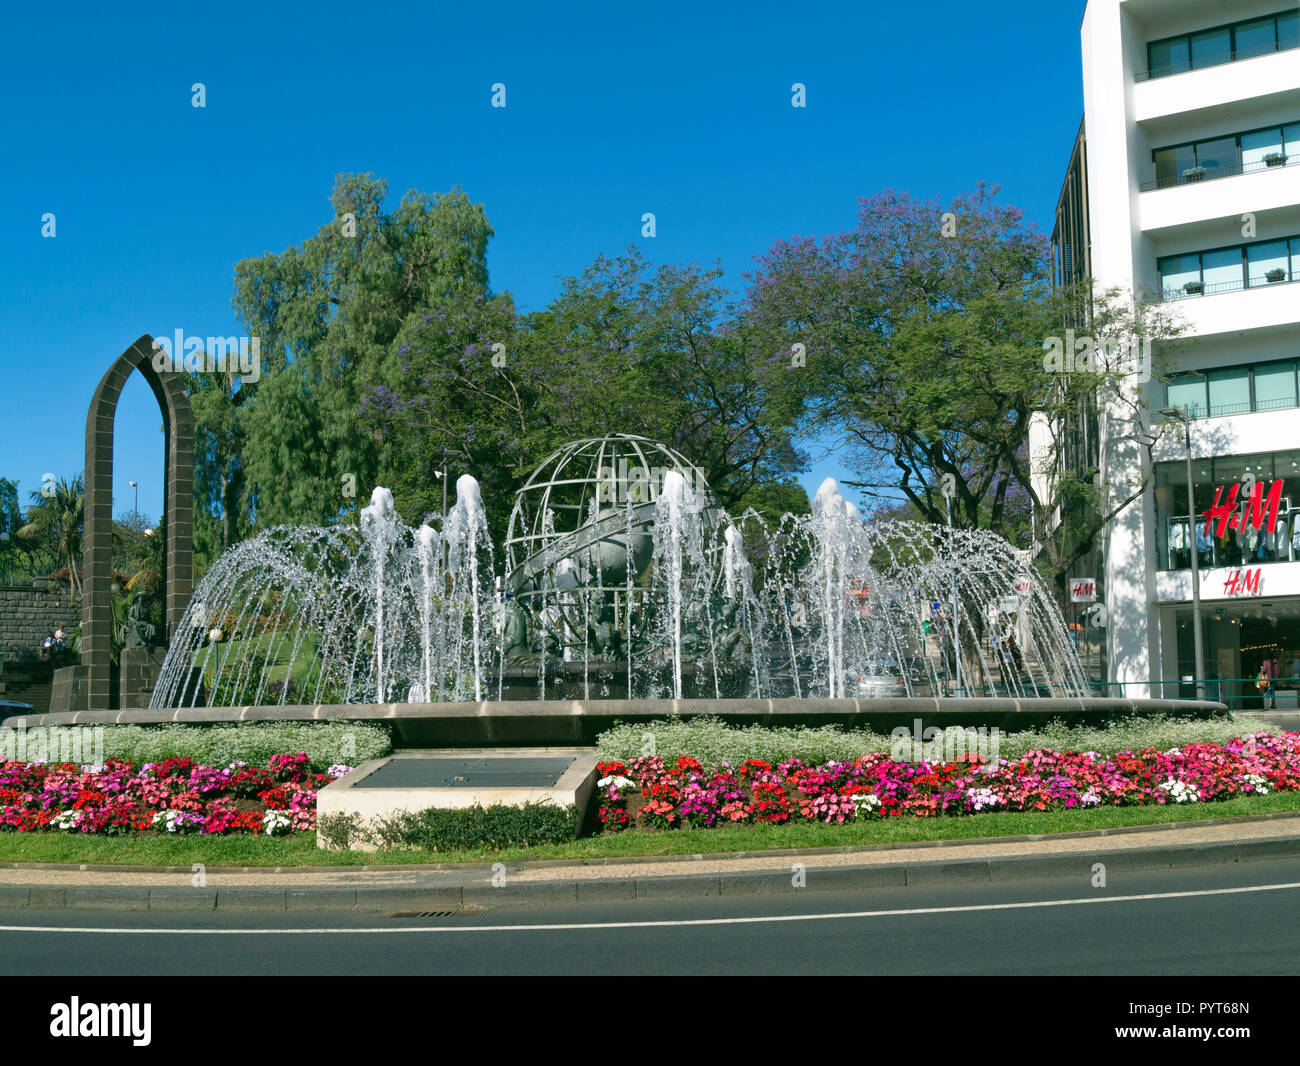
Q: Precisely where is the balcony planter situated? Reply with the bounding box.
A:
[1264,153,1288,167]
[1182,166,1208,182]
[1266,269,1287,283]
[1183,280,1205,295]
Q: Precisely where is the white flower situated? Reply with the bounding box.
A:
[966,787,1000,811]
[851,792,881,813]
[597,775,636,790]
[262,810,292,836]
[1243,773,1269,795]
[1157,778,1199,803]
[52,810,79,830]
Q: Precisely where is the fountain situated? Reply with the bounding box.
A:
[149,435,1092,711]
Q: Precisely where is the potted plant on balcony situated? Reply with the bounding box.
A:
[1264,152,1288,167]
[1183,166,1208,182]
[1266,268,1287,283]
[1183,280,1205,294]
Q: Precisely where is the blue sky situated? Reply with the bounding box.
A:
[0,0,1086,524]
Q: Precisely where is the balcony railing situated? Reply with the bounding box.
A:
[1140,152,1296,191]
[1137,35,1300,82]
[1160,270,1297,301]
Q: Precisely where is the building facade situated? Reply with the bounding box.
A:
[1067,0,1300,706]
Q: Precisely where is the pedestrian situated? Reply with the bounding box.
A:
[1257,660,1275,710]
[39,631,54,661]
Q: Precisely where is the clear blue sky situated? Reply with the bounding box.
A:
[0,0,1086,524]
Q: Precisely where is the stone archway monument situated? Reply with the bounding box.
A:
[50,335,194,713]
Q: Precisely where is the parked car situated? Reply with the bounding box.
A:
[0,699,34,724]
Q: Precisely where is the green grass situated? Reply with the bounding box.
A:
[4,790,1299,867]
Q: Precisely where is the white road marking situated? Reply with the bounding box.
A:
[2,879,1299,935]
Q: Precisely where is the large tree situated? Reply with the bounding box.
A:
[746,184,1182,590]
[224,173,494,529]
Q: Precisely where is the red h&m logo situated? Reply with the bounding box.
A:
[1222,568,1262,597]
[1200,479,1284,539]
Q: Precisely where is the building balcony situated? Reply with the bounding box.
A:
[1137,33,1300,84]
[1133,48,1300,123]
[1154,277,1300,338]
[1140,163,1299,233]
[1140,152,1297,193]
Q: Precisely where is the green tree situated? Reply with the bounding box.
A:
[228,173,494,528]
[17,475,84,596]
[747,184,1182,589]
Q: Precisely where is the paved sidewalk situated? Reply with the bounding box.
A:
[2,812,1299,913]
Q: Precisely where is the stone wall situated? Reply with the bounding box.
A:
[0,583,81,663]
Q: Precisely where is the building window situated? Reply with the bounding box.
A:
[1165,359,1300,419]
[1147,120,1299,190]
[1159,233,1300,299]
[1142,10,1300,80]
[1207,368,1251,417]
[1167,374,1208,419]
[1254,363,1298,412]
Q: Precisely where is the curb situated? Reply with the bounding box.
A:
[2,832,1299,913]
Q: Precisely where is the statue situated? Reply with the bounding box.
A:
[587,602,620,662]
[715,599,749,661]
[501,599,532,664]
[124,594,158,649]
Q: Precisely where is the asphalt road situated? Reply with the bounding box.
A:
[2,857,1298,976]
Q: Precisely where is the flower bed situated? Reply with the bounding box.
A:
[595,733,1300,830]
[0,753,352,835]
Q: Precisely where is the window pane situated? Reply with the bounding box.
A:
[1234,18,1276,59]
[1153,148,1175,185]
[1254,363,1297,411]
[1195,136,1237,174]
[1149,38,1190,76]
[1191,29,1231,68]
[1242,128,1284,168]
[1208,367,1251,416]
[1284,124,1300,157]
[1202,248,1243,291]
[1160,253,1201,296]
[1280,12,1300,47]
[1247,240,1290,285]
[1293,238,1300,273]
[1167,374,1207,418]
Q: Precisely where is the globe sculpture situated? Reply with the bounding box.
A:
[501,434,728,698]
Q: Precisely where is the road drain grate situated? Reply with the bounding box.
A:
[391,910,459,918]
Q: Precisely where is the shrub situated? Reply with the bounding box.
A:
[317,811,370,850]
[369,802,578,851]
[94,722,391,768]
[596,715,1268,767]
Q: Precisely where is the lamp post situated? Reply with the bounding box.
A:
[129,480,138,518]
[1160,405,1206,700]
[940,473,961,696]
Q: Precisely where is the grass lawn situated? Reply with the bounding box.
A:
[3,790,1299,867]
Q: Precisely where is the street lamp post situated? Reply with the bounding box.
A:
[1160,405,1206,700]
[940,473,961,697]
[129,480,138,518]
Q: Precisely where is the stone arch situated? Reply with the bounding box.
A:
[79,335,194,710]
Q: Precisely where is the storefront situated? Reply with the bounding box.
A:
[1160,598,1300,710]
[1151,444,1300,706]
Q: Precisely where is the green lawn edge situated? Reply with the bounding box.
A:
[4,790,1300,868]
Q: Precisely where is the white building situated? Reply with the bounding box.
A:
[1060,0,1300,707]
